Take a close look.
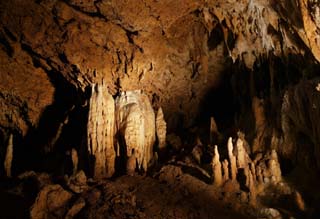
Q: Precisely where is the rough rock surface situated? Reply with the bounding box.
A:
[30,184,73,219]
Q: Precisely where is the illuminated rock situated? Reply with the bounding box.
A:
[87,83,115,179]
[115,90,156,172]
[227,137,237,181]
[222,159,230,182]
[212,145,222,186]
[156,107,167,151]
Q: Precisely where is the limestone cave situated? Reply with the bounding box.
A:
[1,0,320,218]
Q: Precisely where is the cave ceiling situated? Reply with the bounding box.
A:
[0,0,319,134]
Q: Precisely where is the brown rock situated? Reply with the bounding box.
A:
[30,184,73,219]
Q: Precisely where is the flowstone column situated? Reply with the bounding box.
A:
[115,90,156,172]
[87,83,115,179]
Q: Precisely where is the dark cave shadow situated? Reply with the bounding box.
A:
[14,68,88,176]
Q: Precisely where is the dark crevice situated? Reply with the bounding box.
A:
[0,33,14,57]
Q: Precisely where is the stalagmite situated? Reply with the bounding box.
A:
[116,90,156,172]
[210,117,219,144]
[256,166,264,184]
[192,137,203,164]
[227,137,237,181]
[87,83,116,179]
[235,138,248,169]
[212,145,222,186]
[4,134,13,177]
[222,159,229,182]
[249,162,256,182]
[71,148,78,175]
[156,107,167,151]
[248,169,257,206]
[126,152,136,176]
[268,150,281,183]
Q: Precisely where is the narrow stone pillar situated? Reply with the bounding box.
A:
[212,145,222,186]
[227,137,237,181]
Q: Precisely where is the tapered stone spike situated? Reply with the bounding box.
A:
[115,90,156,172]
[71,148,78,175]
[4,134,13,177]
[210,117,218,144]
[235,138,248,169]
[192,137,203,164]
[227,137,237,181]
[248,168,257,206]
[256,166,263,184]
[250,162,256,182]
[87,83,116,179]
[268,150,281,183]
[222,159,229,182]
[212,145,222,186]
[156,107,167,151]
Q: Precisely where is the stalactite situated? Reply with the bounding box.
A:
[227,137,237,181]
[4,134,13,177]
[156,107,167,151]
[87,83,115,179]
[115,90,156,172]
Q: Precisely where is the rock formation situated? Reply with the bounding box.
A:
[192,137,203,164]
[222,159,230,182]
[87,83,115,179]
[209,117,219,144]
[227,137,237,181]
[235,138,248,169]
[156,107,167,151]
[210,134,283,206]
[30,184,73,219]
[115,90,156,172]
[4,133,13,177]
[211,145,222,186]
[71,148,78,175]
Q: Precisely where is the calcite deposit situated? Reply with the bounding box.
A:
[87,83,115,179]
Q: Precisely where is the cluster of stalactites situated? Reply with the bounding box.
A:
[87,86,166,179]
[211,136,282,201]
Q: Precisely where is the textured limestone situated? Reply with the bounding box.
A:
[227,137,237,181]
[87,83,115,179]
[30,184,73,219]
[71,148,78,175]
[126,152,137,176]
[235,138,249,169]
[212,145,222,186]
[192,137,203,164]
[222,159,230,182]
[156,107,167,151]
[116,90,156,172]
[210,117,219,144]
[4,133,13,177]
